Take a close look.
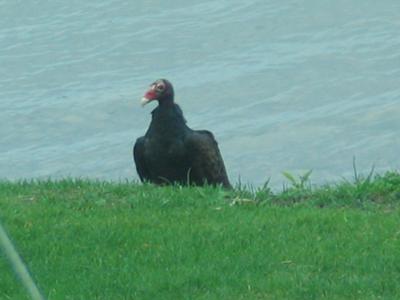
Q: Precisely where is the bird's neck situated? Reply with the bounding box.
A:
[147,103,188,138]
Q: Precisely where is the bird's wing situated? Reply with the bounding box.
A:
[185,130,231,188]
[133,137,149,182]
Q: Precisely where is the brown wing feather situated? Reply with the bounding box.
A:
[185,130,231,188]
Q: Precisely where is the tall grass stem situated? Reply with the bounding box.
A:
[0,221,45,300]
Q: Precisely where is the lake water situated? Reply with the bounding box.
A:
[1,1,400,188]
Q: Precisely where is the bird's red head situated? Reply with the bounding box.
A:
[141,79,174,106]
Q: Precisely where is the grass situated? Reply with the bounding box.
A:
[1,171,400,299]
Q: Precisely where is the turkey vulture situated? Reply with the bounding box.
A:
[133,79,231,188]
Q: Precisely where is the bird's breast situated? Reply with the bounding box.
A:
[145,138,186,161]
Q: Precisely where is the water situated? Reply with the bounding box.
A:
[1,1,400,188]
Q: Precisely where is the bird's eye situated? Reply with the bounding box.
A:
[156,84,165,91]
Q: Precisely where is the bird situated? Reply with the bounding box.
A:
[133,79,231,188]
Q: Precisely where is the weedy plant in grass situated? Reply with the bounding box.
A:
[277,170,313,205]
[232,160,400,209]
[311,169,400,209]
[233,177,274,205]
[344,157,377,203]
[227,165,400,209]
[282,170,313,191]
[274,159,400,209]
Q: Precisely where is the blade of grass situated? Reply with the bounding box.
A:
[0,221,45,300]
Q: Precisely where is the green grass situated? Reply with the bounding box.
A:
[1,172,400,299]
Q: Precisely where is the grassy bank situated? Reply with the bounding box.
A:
[1,172,400,299]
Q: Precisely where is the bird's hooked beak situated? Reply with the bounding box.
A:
[141,88,158,107]
[140,97,151,106]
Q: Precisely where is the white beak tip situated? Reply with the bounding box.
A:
[141,97,150,107]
